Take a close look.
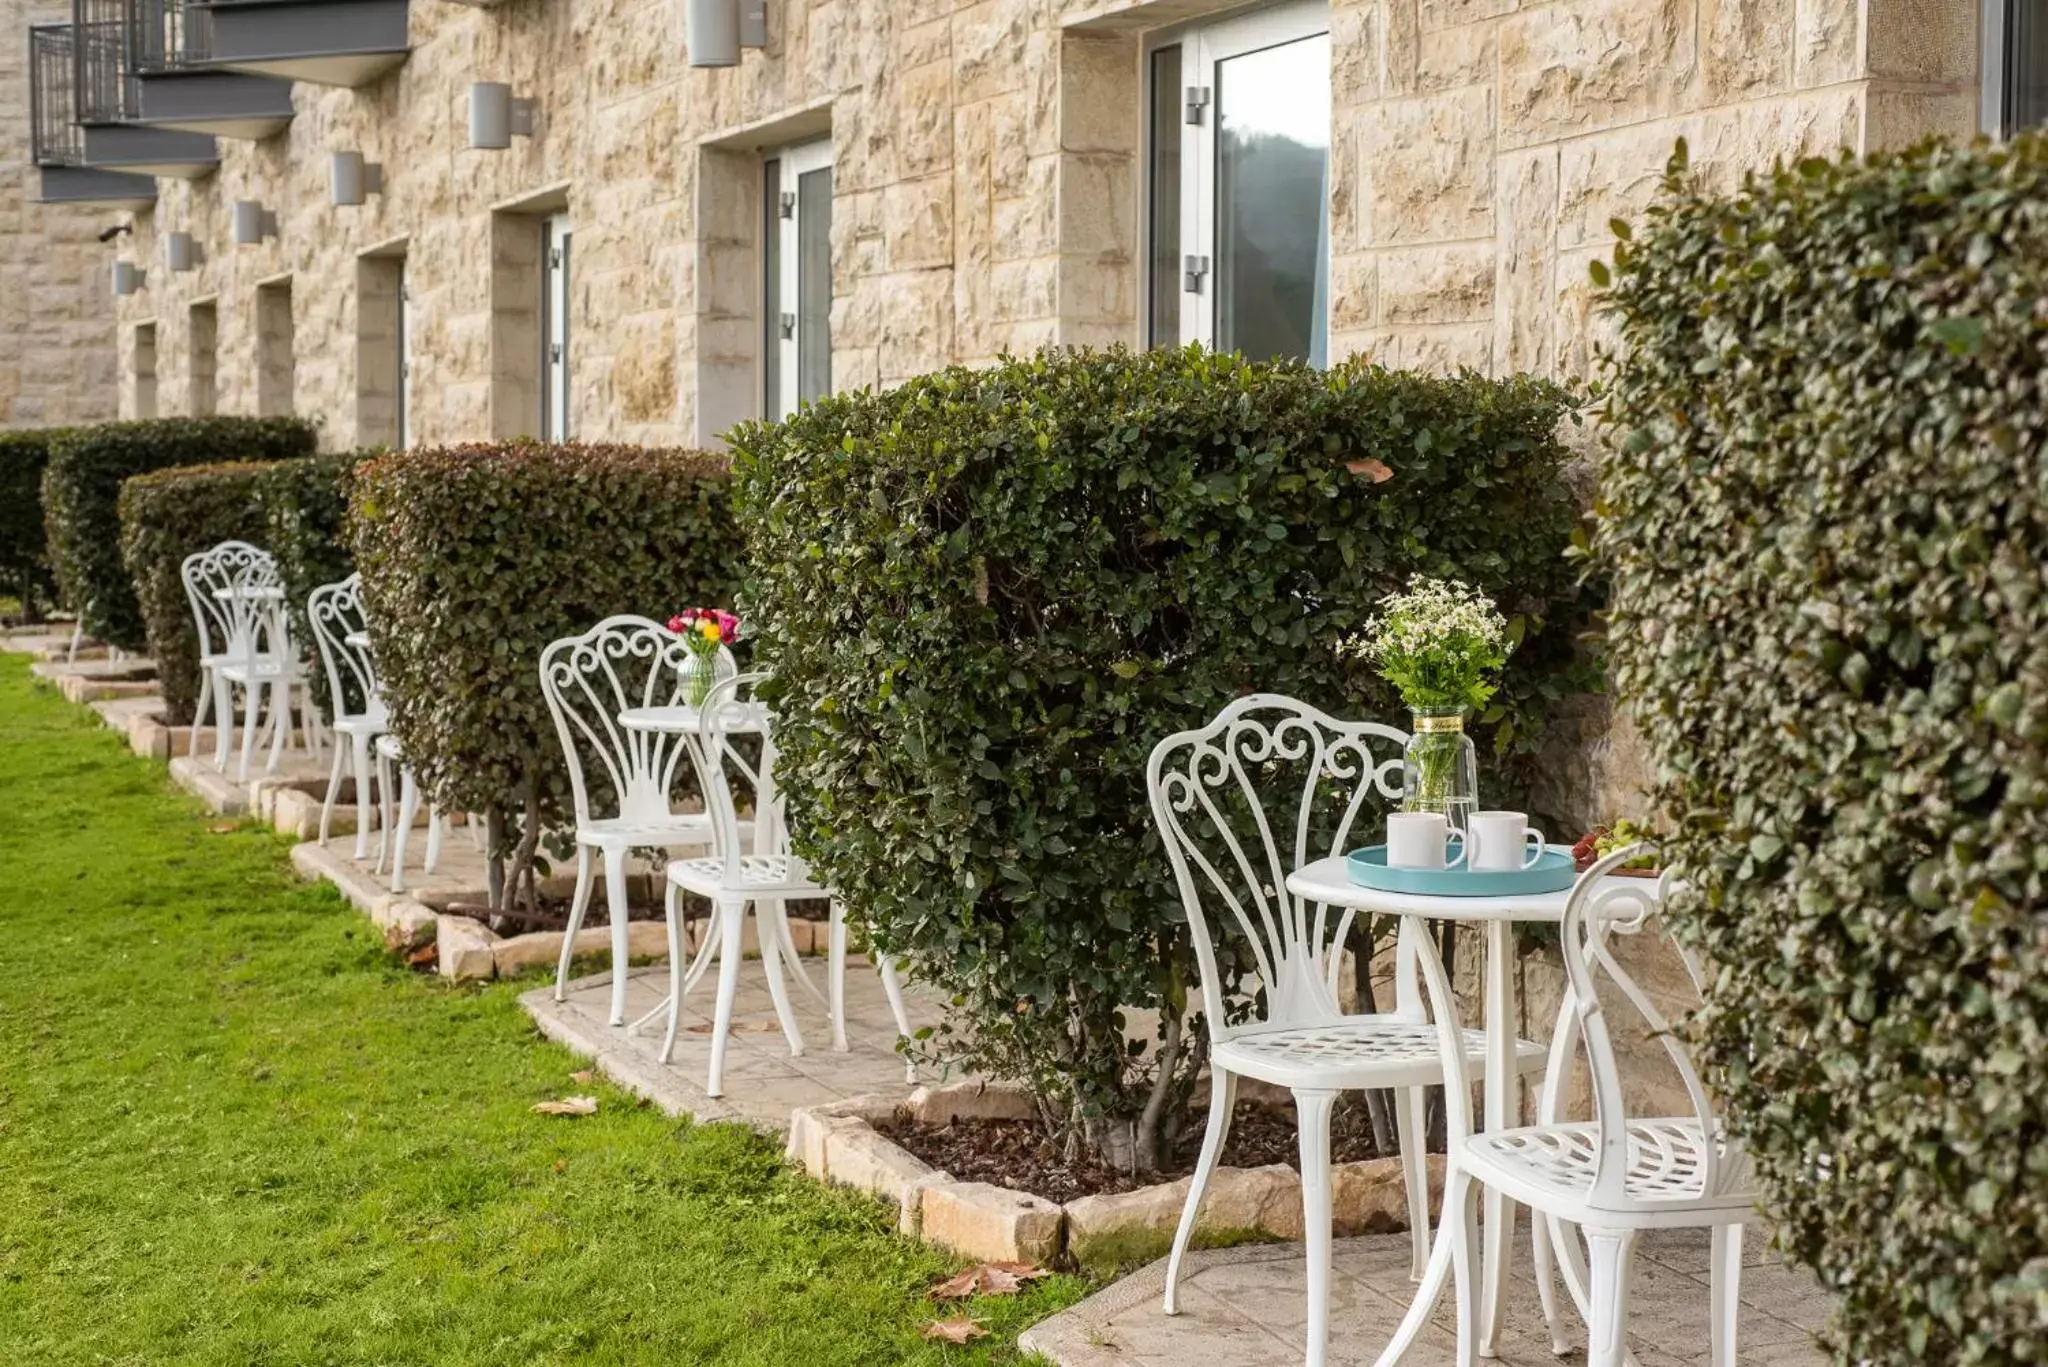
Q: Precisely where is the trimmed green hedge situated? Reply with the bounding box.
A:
[1596,135,2048,1363]
[349,442,743,902]
[43,417,316,650]
[256,451,372,716]
[730,345,1587,1164]
[118,462,280,725]
[0,427,70,621]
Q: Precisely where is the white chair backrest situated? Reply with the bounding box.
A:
[1557,842,1741,1209]
[307,573,379,723]
[538,615,734,828]
[180,540,278,664]
[1146,693,1409,1036]
[692,671,786,881]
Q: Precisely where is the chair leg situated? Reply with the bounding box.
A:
[193,669,213,755]
[1531,1212,1574,1356]
[1163,1068,1238,1315]
[1294,1087,1338,1367]
[758,900,806,1057]
[373,748,395,875]
[237,679,261,781]
[658,878,688,1062]
[264,680,288,776]
[1584,1227,1638,1367]
[1446,1167,1481,1367]
[827,903,848,1053]
[1395,1085,1431,1280]
[1710,1224,1743,1367]
[390,765,420,894]
[706,895,748,1098]
[602,846,631,1026]
[213,679,234,769]
[876,956,916,1083]
[316,736,345,848]
[424,809,443,875]
[553,845,595,1002]
[349,731,374,860]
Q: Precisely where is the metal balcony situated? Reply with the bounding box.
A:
[192,0,408,88]
[125,0,294,140]
[29,24,157,206]
[73,0,220,177]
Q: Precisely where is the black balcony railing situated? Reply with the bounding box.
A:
[128,0,211,72]
[74,0,139,122]
[29,25,83,166]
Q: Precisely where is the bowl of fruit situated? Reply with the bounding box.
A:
[1571,819,1663,877]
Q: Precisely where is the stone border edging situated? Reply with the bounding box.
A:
[786,1082,1444,1269]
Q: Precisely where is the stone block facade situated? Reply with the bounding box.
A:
[0,0,120,427]
[67,0,1982,453]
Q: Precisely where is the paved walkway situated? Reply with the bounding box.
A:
[522,961,949,1131]
[1021,1228,1827,1367]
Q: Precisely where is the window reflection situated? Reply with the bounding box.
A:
[1214,32,1330,364]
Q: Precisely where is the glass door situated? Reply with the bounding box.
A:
[542,212,572,441]
[1170,1,1331,364]
[768,138,834,420]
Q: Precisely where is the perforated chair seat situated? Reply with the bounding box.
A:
[665,853,818,899]
[1214,1019,1546,1091]
[1461,1119,1758,1227]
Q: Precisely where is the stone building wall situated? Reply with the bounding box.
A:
[0,0,120,427]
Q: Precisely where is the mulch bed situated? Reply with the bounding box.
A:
[442,894,833,935]
[877,1098,1387,1205]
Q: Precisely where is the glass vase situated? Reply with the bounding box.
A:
[682,649,721,707]
[1402,707,1478,833]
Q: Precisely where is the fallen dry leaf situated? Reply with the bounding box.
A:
[685,1020,783,1035]
[931,1261,1051,1301]
[552,1159,566,1174]
[569,1069,594,1084]
[1345,458,1395,484]
[207,822,239,834]
[405,943,438,968]
[532,1095,598,1117]
[919,1317,988,1344]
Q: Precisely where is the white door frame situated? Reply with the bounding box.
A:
[542,212,572,441]
[774,138,832,420]
[397,263,412,450]
[1171,0,1330,350]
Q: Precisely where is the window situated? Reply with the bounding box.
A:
[541,212,572,441]
[764,138,832,420]
[356,249,408,448]
[1985,0,2048,134]
[1148,1,1331,364]
[132,322,158,420]
[188,300,217,417]
[256,279,294,418]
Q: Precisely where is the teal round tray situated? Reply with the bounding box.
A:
[1345,844,1578,897]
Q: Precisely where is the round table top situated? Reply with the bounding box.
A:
[617,702,766,735]
[1288,853,1593,923]
[212,584,284,601]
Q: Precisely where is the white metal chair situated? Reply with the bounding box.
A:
[1433,844,1759,1367]
[1146,694,1545,1367]
[655,671,916,1098]
[539,615,728,1027]
[307,574,389,859]
[182,540,271,767]
[181,541,309,780]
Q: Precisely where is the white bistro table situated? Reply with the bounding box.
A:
[1285,856,1586,1364]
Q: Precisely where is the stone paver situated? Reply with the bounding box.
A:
[522,963,946,1132]
[1020,1228,1828,1367]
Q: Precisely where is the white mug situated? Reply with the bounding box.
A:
[1467,810,1546,871]
[1386,811,1465,870]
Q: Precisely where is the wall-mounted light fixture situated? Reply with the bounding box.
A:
[165,231,199,273]
[331,151,384,206]
[686,0,739,66]
[112,260,145,296]
[233,200,279,245]
[468,82,535,150]
[741,0,766,47]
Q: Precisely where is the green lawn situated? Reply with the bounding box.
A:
[0,654,1081,1364]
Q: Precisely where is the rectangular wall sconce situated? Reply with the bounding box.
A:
[331,151,384,206]
[233,200,279,245]
[469,82,536,150]
[741,0,766,47]
[112,260,145,296]
[165,231,199,272]
[687,0,739,66]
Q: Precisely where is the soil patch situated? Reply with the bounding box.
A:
[878,1099,1388,1205]
[444,894,833,935]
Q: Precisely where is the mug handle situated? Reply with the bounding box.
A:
[1522,827,1547,869]
[1446,832,1468,869]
